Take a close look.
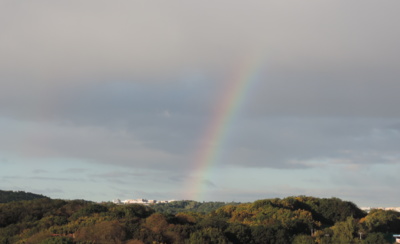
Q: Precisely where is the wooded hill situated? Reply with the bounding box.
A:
[0,190,48,203]
[0,193,399,243]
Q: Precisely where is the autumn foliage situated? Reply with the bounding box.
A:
[0,194,398,243]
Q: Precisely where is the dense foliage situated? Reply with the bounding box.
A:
[0,195,399,243]
[151,200,238,215]
[0,190,48,203]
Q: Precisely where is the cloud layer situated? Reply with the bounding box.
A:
[1,0,400,206]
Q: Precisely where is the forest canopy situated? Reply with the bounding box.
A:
[0,192,398,244]
[0,190,48,203]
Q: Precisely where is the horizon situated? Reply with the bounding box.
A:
[1,1,400,207]
[3,188,397,209]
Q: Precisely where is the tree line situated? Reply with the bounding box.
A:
[0,190,48,204]
[0,195,399,243]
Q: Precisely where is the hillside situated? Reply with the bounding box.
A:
[0,190,48,203]
[0,195,398,243]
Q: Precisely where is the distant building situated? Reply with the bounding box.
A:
[385,207,400,212]
[114,198,175,205]
[361,207,400,213]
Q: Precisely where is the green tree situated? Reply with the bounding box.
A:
[74,220,126,243]
[251,225,291,244]
[331,216,358,243]
[197,216,228,230]
[41,236,74,244]
[189,227,229,244]
[361,209,400,233]
[144,213,169,233]
[292,234,315,244]
[224,223,252,244]
[362,232,390,244]
[0,190,48,203]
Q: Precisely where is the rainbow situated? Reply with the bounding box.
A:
[185,55,264,201]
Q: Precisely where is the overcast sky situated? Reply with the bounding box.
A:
[1,0,400,207]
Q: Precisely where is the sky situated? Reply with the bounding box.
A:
[1,1,400,207]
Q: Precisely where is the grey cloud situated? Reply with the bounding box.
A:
[168,174,187,183]
[246,70,400,118]
[61,168,89,174]
[3,175,84,182]
[221,117,400,168]
[1,1,399,84]
[29,176,85,182]
[36,188,65,194]
[202,179,217,188]
[0,1,187,81]
[0,118,189,170]
[89,171,144,179]
[0,81,216,157]
[103,179,130,185]
[1,0,400,204]
[1,0,400,124]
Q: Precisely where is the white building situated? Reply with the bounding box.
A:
[114,198,176,205]
[361,207,400,213]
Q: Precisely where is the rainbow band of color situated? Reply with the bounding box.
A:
[185,56,263,201]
